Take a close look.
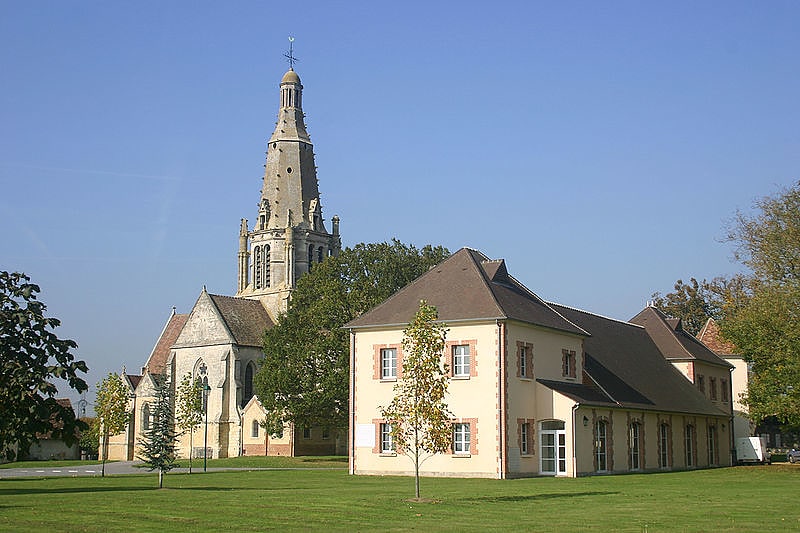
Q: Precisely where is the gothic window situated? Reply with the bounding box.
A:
[142,403,151,431]
[251,420,259,438]
[242,363,254,408]
[254,245,271,289]
[263,245,270,287]
[317,246,323,263]
[308,244,314,270]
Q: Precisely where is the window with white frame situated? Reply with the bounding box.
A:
[629,422,641,470]
[381,348,397,379]
[708,425,717,465]
[380,423,394,453]
[520,346,529,378]
[595,420,609,472]
[685,425,695,467]
[452,345,470,377]
[562,349,576,378]
[521,422,531,455]
[453,423,471,454]
[659,423,671,468]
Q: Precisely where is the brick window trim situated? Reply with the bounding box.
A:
[446,339,478,378]
[372,418,397,456]
[516,341,534,379]
[517,417,535,456]
[448,417,478,456]
[562,349,577,379]
[372,343,403,381]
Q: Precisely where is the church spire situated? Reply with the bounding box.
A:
[236,50,341,319]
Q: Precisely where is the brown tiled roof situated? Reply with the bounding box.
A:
[127,374,143,389]
[144,311,189,375]
[629,307,732,368]
[697,318,738,356]
[347,248,587,336]
[209,294,274,347]
[550,304,727,416]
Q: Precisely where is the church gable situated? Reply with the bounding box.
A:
[174,289,236,348]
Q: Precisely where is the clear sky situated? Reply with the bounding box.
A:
[1,1,798,410]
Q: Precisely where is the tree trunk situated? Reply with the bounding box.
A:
[101,429,108,477]
[188,428,193,474]
[158,468,163,488]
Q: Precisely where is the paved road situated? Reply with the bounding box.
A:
[0,461,239,479]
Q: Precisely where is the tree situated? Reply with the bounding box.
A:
[255,240,449,435]
[95,372,131,476]
[381,301,452,500]
[138,374,178,488]
[650,278,719,336]
[719,181,800,427]
[175,373,203,473]
[0,271,88,462]
[78,417,99,457]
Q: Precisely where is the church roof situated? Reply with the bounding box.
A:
[346,248,587,336]
[144,310,189,375]
[629,307,733,368]
[208,294,274,347]
[549,304,728,416]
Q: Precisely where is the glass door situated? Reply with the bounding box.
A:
[540,420,567,475]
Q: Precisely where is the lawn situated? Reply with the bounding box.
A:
[0,464,797,532]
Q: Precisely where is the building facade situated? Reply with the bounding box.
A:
[348,248,732,478]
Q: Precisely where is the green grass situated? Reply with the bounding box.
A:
[1,465,798,531]
[0,459,107,469]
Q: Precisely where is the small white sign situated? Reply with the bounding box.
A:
[355,424,375,448]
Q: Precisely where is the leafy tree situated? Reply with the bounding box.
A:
[381,301,452,500]
[175,373,203,473]
[0,271,88,461]
[650,278,719,336]
[95,373,131,476]
[78,417,99,456]
[138,374,178,488]
[255,240,449,435]
[719,181,800,427]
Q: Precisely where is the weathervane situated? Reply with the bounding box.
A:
[284,36,298,70]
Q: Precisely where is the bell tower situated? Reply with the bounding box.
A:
[236,58,341,319]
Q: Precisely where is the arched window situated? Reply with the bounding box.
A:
[685,425,696,467]
[595,420,609,472]
[263,245,270,287]
[251,420,260,438]
[242,363,254,408]
[629,422,641,470]
[254,245,263,289]
[142,403,151,431]
[707,425,718,465]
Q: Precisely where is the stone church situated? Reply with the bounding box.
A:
[105,65,342,460]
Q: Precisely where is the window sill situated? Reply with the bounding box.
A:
[379,378,397,383]
[519,377,533,381]
[379,452,397,457]
[452,453,472,458]
[451,375,471,380]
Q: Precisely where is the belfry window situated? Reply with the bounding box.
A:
[317,246,323,263]
[308,244,315,270]
[254,245,270,289]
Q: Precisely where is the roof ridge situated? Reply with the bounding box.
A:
[548,301,642,330]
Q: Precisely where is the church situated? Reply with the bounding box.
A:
[105,64,342,460]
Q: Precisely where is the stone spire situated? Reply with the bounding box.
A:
[236,65,341,320]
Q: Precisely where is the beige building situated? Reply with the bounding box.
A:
[105,65,340,460]
[347,248,732,478]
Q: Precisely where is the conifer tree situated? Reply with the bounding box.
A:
[381,301,452,500]
[138,374,178,488]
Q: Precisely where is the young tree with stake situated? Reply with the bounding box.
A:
[95,373,130,476]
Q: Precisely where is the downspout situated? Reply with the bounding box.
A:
[728,365,735,464]
[497,320,504,479]
[349,329,357,475]
[571,403,580,477]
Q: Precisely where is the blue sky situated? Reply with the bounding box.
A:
[1,1,798,409]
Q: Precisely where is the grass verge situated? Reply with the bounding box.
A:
[1,465,798,531]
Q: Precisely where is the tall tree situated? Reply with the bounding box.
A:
[650,278,719,335]
[381,301,452,500]
[719,181,800,427]
[255,240,449,435]
[0,271,88,461]
[138,375,178,488]
[95,373,130,476]
[174,373,203,473]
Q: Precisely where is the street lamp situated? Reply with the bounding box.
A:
[202,376,210,472]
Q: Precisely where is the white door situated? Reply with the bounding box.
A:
[540,421,567,475]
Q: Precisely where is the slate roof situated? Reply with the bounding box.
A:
[208,294,274,347]
[347,248,587,336]
[548,304,728,416]
[144,311,189,375]
[629,307,733,368]
[127,374,142,389]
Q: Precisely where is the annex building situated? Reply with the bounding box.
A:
[347,248,735,477]
[105,65,342,461]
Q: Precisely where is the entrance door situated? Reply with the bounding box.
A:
[540,420,567,475]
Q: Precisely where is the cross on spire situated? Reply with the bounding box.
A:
[284,36,298,70]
